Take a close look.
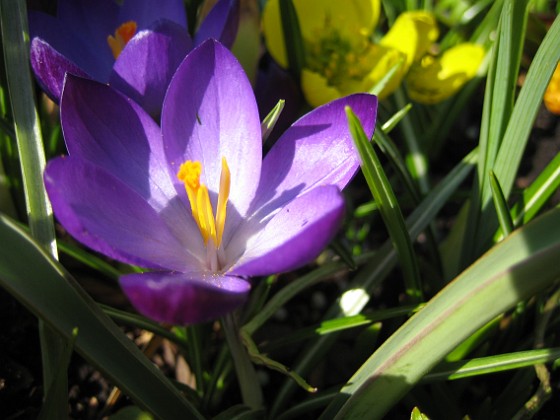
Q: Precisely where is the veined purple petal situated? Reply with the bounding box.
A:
[120,271,251,324]
[45,157,201,271]
[30,38,91,102]
[60,75,204,259]
[194,0,240,48]
[162,40,262,241]
[230,186,345,276]
[110,21,192,118]
[249,94,377,221]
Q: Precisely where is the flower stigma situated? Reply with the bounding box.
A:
[107,21,137,59]
[177,157,231,272]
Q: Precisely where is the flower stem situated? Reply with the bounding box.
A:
[222,313,263,409]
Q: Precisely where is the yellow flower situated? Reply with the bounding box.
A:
[262,1,438,107]
[406,43,485,104]
[544,62,560,115]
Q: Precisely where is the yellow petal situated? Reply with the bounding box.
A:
[360,44,407,99]
[301,69,342,107]
[544,62,560,115]
[406,43,485,104]
[380,11,439,74]
[262,0,381,68]
[294,0,380,43]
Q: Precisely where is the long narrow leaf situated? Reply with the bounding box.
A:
[270,149,477,416]
[489,170,514,236]
[279,0,305,78]
[424,347,560,382]
[494,151,560,242]
[462,0,529,264]
[475,14,560,250]
[0,1,66,410]
[347,106,422,301]
[322,207,560,419]
[0,214,204,419]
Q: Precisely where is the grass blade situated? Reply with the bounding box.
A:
[424,347,560,382]
[347,106,422,301]
[279,0,305,78]
[494,151,560,242]
[322,207,560,419]
[0,214,204,419]
[474,14,560,251]
[270,148,477,416]
[489,170,514,236]
[0,1,68,411]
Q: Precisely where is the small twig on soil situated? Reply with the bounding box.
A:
[512,285,560,419]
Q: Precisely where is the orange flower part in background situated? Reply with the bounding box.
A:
[544,62,560,115]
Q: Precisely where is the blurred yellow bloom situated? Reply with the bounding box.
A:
[406,43,485,104]
[544,62,560,115]
[262,0,438,107]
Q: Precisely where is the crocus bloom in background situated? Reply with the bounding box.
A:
[44,40,377,324]
[29,0,239,117]
[262,0,438,106]
[406,43,485,104]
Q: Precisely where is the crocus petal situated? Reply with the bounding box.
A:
[30,38,91,102]
[262,0,381,69]
[60,74,205,259]
[45,157,200,271]
[230,186,345,276]
[55,0,119,64]
[120,271,251,324]
[406,43,485,104]
[110,21,192,118]
[119,0,187,30]
[360,44,406,99]
[162,40,262,226]
[194,0,240,48]
[248,93,377,219]
[294,0,380,44]
[301,68,342,108]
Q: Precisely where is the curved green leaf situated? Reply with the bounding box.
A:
[322,207,560,419]
[0,214,204,419]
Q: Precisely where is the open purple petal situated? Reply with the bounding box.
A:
[249,94,377,220]
[194,0,240,48]
[29,7,115,82]
[30,38,91,102]
[45,157,201,271]
[230,186,345,276]
[162,40,262,239]
[120,271,251,324]
[60,74,204,259]
[110,21,192,118]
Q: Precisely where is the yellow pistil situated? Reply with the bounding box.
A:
[177,157,231,249]
[107,21,137,59]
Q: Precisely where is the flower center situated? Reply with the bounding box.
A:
[177,157,231,271]
[306,25,372,86]
[107,21,137,59]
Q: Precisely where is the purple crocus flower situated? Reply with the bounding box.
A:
[29,0,239,117]
[44,40,377,324]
